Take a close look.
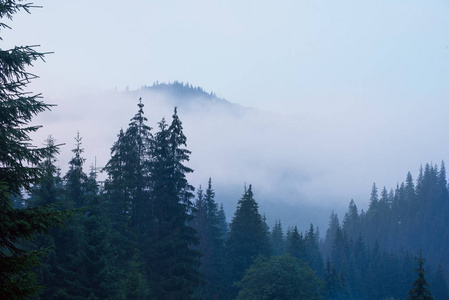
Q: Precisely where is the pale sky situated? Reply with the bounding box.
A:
[5,0,449,229]
[7,1,449,111]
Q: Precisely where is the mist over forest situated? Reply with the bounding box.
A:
[3,0,449,299]
[33,82,449,232]
[16,82,449,299]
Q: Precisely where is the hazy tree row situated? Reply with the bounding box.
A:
[320,163,449,299]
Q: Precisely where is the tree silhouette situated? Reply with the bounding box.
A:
[409,251,433,300]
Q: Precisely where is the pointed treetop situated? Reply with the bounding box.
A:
[370,183,378,204]
[409,251,433,300]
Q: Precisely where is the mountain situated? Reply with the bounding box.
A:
[35,82,342,232]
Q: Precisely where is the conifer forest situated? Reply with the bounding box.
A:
[2,1,449,300]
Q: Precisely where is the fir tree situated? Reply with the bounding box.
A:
[0,2,75,298]
[322,211,340,258]
[304,224,324,275]
[409,251,433,300]
[226,185,271,295]
[342,199,360,240]
[216,203,228,239]
[44,136,91,299]
[270,219,285,256]
[148,108,201,299]
[192,179,227,299]
[77,168,118,299]
[323,258,351,300]
[286,225,306,262]
[64,132,88,208]
[102,99,153,272]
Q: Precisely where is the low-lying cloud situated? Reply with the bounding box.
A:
[31,88,449,231]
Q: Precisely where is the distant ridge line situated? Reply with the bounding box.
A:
[142,81,222,101]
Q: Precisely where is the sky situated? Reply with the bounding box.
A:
[4,0,449,229]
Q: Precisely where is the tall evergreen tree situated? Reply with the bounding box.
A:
[76,168,119,299]
[342,199,360,240]
[226,185,270,295]
[270,219,285,256]
[148,108,201,299]
[192,179,228,299]
[216,203,228,239]
[103,99,152,235]
[323,258,350,300]
[409,251,433,300]
[305,224,324,275]
[322,211,340,258]
[42,134,91,299]
[286,226,306,262]
[0,2,75,298]
[26,136,63,208]
[63,132,88,208]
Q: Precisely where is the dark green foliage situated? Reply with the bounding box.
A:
[342,200,360,241]
[103,98,152,236]
[64,133,88,208]
[409,251,433,300]
[323,258,350,300]
[305,224,324,276]
[321,211,340,259]
[286,225,306,262]
[226,185,271,297]
[76,170,118,299]
[0,186,76,299]
[120,251,150,299]
[26,136,63,208]
[101,100,154,298]
[430,264,449,300]
[144,81,219,100]
[321,161,449,298]
[191,179,227,299]
[270,219,285,256]
[216,202,228,239]
[323,206,416,299]
[235,254,323,300]
[147,108,201,299]
[0,2,76,298]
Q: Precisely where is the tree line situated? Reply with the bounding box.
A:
[10,98,446,299]
[1,2,446,299]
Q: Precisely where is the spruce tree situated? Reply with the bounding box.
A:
[270,219,285,256]
[216,203,228,239]
[103,99,152,232]
[77,168,118,299]
[45,135,91,299]
[409,251,433,300]
[192,179,227,299]
[342,199,360,240]
[305,223,324,275]
[0,2,76,298]
[64,132,88,208]
[286,226,306,262]
[322,211,340,258]
[226,184,270,293]
[148,108,201,299]
[323,258,351,300]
